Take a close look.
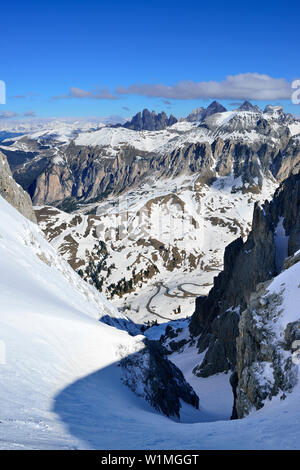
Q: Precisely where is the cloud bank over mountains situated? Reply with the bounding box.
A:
[1,73,296,121]
[0,110,36,119]
[116,73,292,101]
[53,73,293,102]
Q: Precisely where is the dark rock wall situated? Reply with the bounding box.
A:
[190,172,300,378]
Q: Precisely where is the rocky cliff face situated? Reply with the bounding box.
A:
[0,151,36,223]
[15,134,299,207]
[123,109,177,131]
[190,172,300,378]
[235,265,299,418]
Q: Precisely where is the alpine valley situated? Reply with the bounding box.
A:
[1,100,300,449]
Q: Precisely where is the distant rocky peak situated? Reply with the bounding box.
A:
[186,101,227,121]
[123,108,178,131]
[205,100,227,116]
[237,101,261,113]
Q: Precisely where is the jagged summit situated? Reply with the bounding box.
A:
[187,100,263,122]
[186,100,227,122]
[205,100,227,116]
[237,100,261,113]
[123,108,177,131]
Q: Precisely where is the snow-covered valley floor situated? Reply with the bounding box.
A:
[1,194,300,450]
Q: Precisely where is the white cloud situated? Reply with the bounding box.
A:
[23,110,36,117]
[52,86,118,100]
[115,73,292,101]
[0,111,19,119]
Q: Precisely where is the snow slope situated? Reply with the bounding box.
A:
[1,194,300,449]
[0,194,138,448]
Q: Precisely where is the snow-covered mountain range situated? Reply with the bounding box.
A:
[1,101,299,323]
[1,101,300,449]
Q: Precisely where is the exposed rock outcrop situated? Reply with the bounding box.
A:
[0,151,36,222]
[120,338,199,418]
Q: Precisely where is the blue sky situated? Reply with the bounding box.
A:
[1,0,299,120]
